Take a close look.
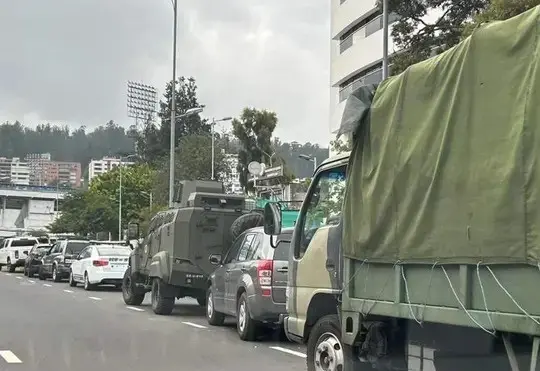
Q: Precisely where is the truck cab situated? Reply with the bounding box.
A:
[267,153,349,347]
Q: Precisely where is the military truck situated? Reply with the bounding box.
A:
[122,180,263,315]
[263,7,540,371]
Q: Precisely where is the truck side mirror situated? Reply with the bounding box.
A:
[127,223,140,240]
[209,254,222,265]
[264,203,282,236]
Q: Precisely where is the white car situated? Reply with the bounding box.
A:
[0,237,39,272]
[68,244,131,290]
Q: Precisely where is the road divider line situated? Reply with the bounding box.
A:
[269,346,306,358]
[88,296,102,301]
[63,289,74,293]
[0,350,22,363]
[126,306,145,312]
[181,321,207,329]
[28,280,35,283]
[4,273,11,276]
[15,276,22,280]
[43,284,52,287]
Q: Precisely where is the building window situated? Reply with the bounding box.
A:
[338,63,384,102]
[339,12,400,54]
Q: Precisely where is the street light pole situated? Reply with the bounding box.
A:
[211,116,233,180]
[118,160,123,240]
[168,0,178,208]
[382,0,389,79]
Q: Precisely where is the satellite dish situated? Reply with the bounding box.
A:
[248,161,262,176]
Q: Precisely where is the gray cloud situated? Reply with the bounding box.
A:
[0,0,330,145]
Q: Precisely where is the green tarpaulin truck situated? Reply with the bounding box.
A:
[263,6,540,371]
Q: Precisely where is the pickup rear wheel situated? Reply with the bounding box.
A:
[122,267,145,306]
[307,314,344,371]
[151,278,174,315]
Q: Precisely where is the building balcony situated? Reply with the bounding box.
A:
[331,0,378,39]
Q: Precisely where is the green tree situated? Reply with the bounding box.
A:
[463,0,540,36]
[232,108,278,192]
[48,164,156,238]
[152,134,231,206]
[383,0,490,74]
[134,76,209,164]
[330,137,352,155]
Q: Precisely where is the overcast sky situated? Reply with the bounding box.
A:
[0,0,331,145]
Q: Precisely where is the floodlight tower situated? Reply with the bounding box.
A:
[126,81,158,127]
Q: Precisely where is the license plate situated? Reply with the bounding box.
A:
[64,259,72,264]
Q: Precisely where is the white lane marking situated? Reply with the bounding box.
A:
[43,283,52,287]
[15,276,22,280]
[126,306,145,312]
[181,321,207,329]
[28,280,35,284]
[269,346,307,358]
[4,273,11,276]
[0,350,23,363]
[63,289,74,293]
[88,296,102,301]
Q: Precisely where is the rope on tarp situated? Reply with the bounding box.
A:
[441,265,496,335]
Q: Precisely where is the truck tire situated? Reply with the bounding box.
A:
[306,314,344,371]
[7,258,15,273]
[151,278,175,315]
[230,212,264,243]
[122,267,145,306]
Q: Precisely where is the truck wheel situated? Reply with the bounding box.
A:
[122,267,145,306]
[7,259,15,273]
[236,292,258,341]
[206,287,225,326]
[151,278,174,315]
[230,212,264,243]
[52,265,61,282]
[306,314,344,371]
[38,267,46,280]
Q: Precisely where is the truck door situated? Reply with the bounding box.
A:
[288,165,347,338]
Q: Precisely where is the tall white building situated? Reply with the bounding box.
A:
[88,157,135,182]
[10,158,30,185]
[330,0,399,137]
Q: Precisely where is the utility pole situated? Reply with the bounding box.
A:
[118,160,123,240]
[168,0,178,208]
[382,0,389,79]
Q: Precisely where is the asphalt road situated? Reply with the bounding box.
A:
[0,268,307,371]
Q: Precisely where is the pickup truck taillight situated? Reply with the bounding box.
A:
[257,259,273,297]
[14,251,19,259]
[93,259,109,267]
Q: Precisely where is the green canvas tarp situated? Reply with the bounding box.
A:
[342,6,540,264]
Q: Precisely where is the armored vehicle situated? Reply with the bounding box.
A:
[122,180,263,315]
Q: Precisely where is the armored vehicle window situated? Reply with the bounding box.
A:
[237,233,256,262]
[223,234,245,264]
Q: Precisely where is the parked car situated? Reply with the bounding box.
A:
[38,239,91,282]
[24,244,53,277]
[69,244,131,290]
[0,237,39,272]
[206,226,292,341]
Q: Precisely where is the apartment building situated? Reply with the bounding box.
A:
[330,0,401,140]
[44,161,82,187]
[0,157,31,185]
[25,153,52,186]
[88,157,135,182]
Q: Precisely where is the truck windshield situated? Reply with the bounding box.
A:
[298,165,347,257]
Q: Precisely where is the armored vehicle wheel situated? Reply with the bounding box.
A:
[230,212,264,243]
[151,278,175,315]
[122,267,145,306]
[196,295,206,307]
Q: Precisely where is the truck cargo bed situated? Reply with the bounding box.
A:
[342,259,540,336]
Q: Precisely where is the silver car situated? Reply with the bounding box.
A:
[206,226,292,341]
